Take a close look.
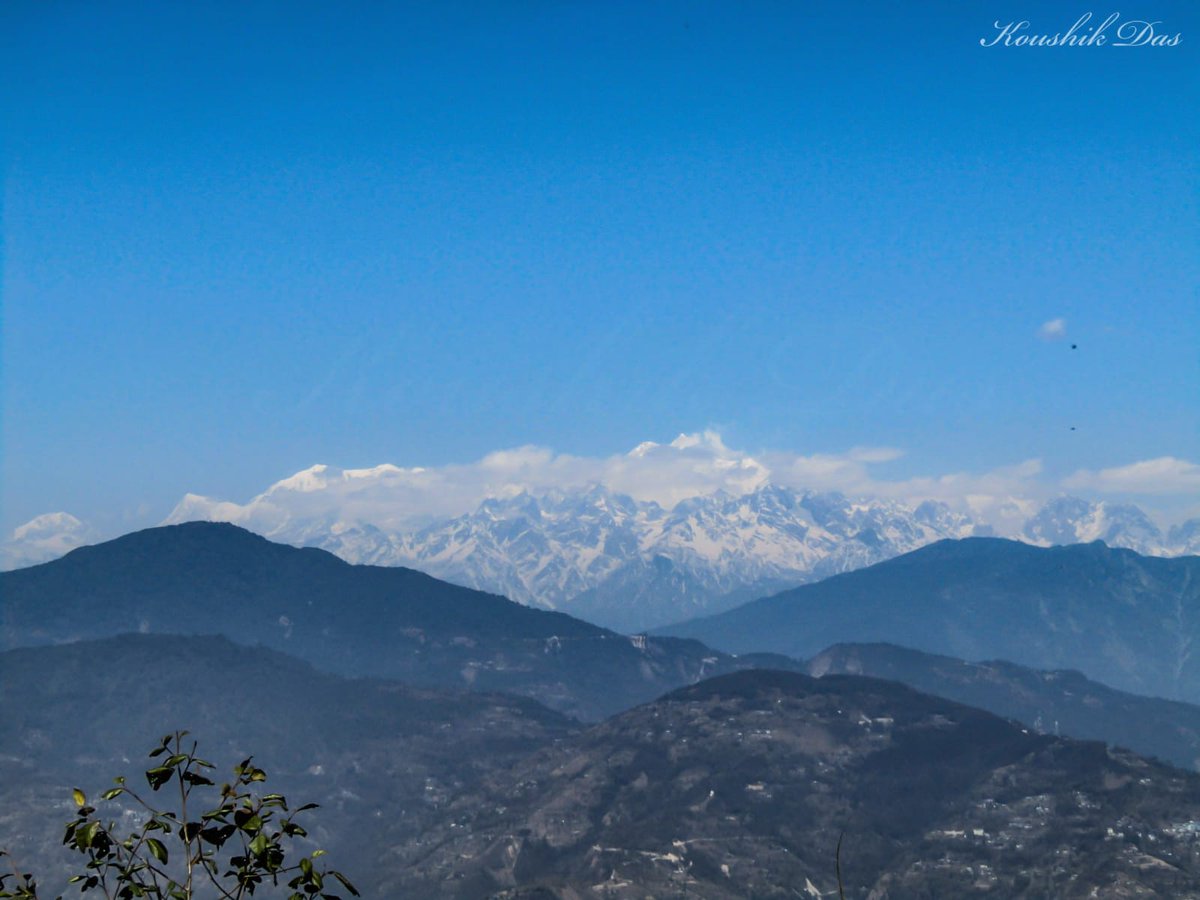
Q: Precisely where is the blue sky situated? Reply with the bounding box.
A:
[2,1,1197,534]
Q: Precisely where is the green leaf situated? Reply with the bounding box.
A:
[75,821,100,850]
[248,833,269,857]
[332,872,359,896]
[145,838,168,865]
[101,787,126,801]
[234,810,263,834]
[72,788,86,807]
[145,766,174,790]
[200,824,235,847]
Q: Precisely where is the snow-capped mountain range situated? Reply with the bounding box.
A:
[163,475,1200,631]
[7,469,1199,633]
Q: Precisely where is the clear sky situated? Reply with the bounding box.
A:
[2,1,1197,534]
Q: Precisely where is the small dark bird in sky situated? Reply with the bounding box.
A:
[1070,426,1077,431]
[1071,343,1078,349]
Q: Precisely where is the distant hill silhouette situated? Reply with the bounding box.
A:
[660,537,1200,703]
[808,642,1200,772]
[0,522,793,719]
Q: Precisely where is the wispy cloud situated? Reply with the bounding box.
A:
[1064,457,1200,495]
[1038,317,1068,341]
[160,432,1063,536]
[10,436,1198,564]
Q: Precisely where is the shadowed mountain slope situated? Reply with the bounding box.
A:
[0,522,793,720]
[807,642,1200,772]
[660,537,1200,703]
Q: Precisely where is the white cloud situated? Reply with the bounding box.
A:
[160,432,1062,538]
[10,437,1197,570]
[1064,457,1200,495]
[847,446,905,464]
[1,512,93,570]
[1038,317,1067,340]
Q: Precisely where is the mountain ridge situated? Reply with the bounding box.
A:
[806,641,1200,771]
[392,667,1200,897]
[8,480,1198,633]
[660,536,1200,704]
[0,522,797,721]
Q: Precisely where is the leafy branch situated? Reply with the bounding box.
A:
[0,731,357,900]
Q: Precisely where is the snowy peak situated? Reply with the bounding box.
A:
[8,473,1199,635]
[1023,497,1167,556]
[372,483,984,630]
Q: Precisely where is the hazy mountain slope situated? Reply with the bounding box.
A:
[0,633,572,897]
[390,669,1200,898]
[808,642,1200,771]
[0,522,783,720]
[660,538,1200,703]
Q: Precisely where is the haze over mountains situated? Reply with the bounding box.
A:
[662,538,1200,704]
[0,633,575,897]
[163,478,1200,633]
[8,458,1196,633]
[7,522,1200,764]
[0,522,800,720]
[8,524,1200,894]
[9,638,1200,897]
[807,643,1200,772]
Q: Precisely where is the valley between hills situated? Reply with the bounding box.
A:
[3,523,1200,897]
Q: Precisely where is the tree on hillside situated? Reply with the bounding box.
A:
[0,731,357,900]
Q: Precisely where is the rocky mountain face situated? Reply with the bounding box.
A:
[380,485,981,631]
[661,538,1200,704]
[0,522,799,721]
[1024,496,1176,554]
[807,642,1200,772]
[388,669,1200,898]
